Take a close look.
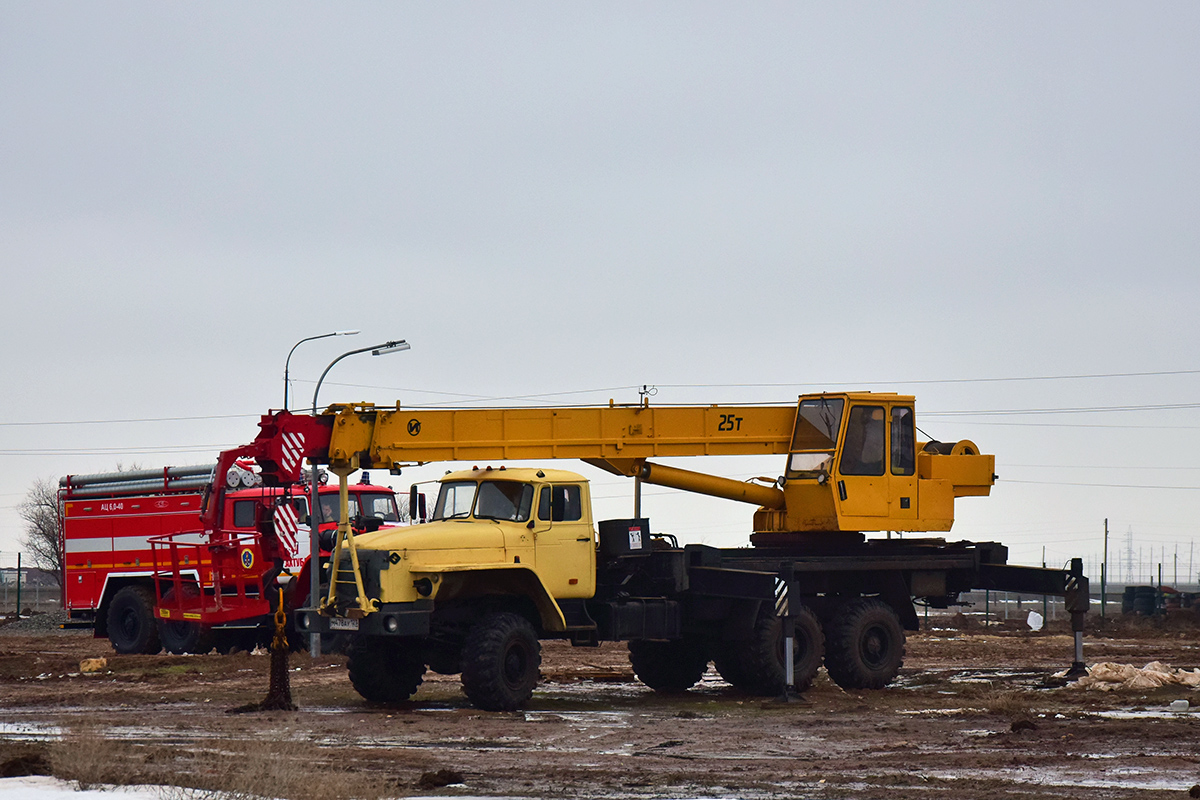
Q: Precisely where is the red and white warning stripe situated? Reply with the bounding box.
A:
[274,503,300,558]
[280,431,306,475]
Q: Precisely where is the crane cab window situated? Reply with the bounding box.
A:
[891,407,916,476]
[538,485,583,522]
[474,481,534,522]
[791,398,844,450]
[839,406,885,476]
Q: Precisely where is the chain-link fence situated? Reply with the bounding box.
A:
[0,551,62,616]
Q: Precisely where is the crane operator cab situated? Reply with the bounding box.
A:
[752,393,995,540]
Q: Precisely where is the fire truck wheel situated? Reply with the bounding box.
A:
[823,598,906,690]
[214,630,258,655]
[628,638,709,693]
[347,637,425,703]
[715,603,824,695]
[157,586,215,655]
[106,585,161,655]
[460,612,541,712]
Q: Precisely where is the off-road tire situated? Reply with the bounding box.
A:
[823,598,905,690]
[158,586,215,655]
[628,638,709,693]
[106,585,161,655]
[460,612,542,711]
[347,636,426,704]
[715,603,824,695]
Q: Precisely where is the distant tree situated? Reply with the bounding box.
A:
[18,477,63,588]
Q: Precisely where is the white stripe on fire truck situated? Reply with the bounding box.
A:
[64,538,115,554]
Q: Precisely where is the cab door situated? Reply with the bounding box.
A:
[531,483,595,598]
[834,404,889,520]
[888,405,918,523]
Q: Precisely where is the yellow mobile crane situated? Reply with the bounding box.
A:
[203,391,1086,711]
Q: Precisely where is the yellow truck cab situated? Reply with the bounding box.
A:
[344,466,597,614]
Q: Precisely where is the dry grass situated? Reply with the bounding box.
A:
[47,725,410,800]
[978,688,1035,717]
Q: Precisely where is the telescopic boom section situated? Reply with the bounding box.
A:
[215,393,995,537]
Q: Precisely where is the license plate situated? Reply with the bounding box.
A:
[328,617,359,631]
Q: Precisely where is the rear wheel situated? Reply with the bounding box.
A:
[628,638,709,693]
[347,637,426,704]
[461,612,541,711]
[106,585,161,655]
[823,598,905,690]
[715,603,824,695]
[158,585,215,655]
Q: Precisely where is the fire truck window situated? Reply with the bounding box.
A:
[361,492,400,522]
[291,498,309,525]
[318,495,360,523]
[839,406,885,476]
[233,500,256,529]
[537,485,582,522]
[891,407,916,476]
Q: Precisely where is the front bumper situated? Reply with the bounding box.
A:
[293,600,433,637]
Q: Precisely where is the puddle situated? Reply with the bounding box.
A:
[0,722,62,741]
[1093,708,1198,720]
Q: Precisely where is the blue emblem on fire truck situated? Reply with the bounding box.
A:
[241,548,254,569]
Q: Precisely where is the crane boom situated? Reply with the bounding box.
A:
[325,402,796,466]
[216,391,994,538]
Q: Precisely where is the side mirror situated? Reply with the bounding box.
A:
[409,485,427,523]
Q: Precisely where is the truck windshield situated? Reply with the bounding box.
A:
[432,481,477,520]
[431,480,536,522]
[474,481,534,522]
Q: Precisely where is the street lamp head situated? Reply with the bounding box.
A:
[371,340,411,356]
[334,330,361,336]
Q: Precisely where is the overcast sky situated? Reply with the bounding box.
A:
[2,3,1197,582]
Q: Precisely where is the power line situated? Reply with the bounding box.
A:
[657,368,1200,389]
[1003,479,1200,490]
[925,402,1200,417]
[0,413,256,428]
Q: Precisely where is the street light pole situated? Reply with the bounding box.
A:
[308,339,410,658]
[283,330,360,410]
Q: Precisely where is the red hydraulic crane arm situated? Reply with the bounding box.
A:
[199,412,334,531]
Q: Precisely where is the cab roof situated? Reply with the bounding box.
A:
[440,466,586,483]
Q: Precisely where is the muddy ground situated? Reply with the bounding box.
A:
[2,615,1199,799]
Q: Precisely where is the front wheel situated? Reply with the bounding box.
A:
[823,598,905,690]
[347,637,426,703]
[629,638,709,693]
[461,612,541,711]
[158,585,214,655]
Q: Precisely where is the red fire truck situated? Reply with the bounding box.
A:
[58,464,401,655]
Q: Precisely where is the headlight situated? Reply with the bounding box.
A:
[384,615,399,633]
